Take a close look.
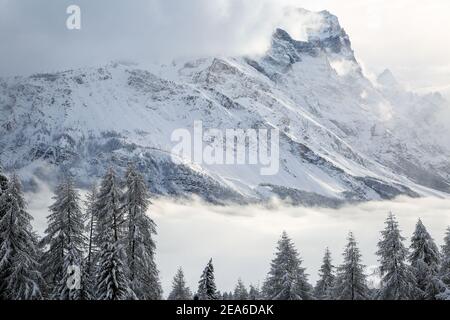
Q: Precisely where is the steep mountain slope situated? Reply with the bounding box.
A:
[0,9,449,205]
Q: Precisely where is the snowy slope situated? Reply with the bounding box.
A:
[1,9,449,205]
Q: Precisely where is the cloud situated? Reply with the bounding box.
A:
[149,196,450,296]
[0,0,289,75]
[1,0,449,99]
[26,190,450,297]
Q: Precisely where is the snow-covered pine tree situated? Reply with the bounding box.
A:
[40,176,87,300]
[376,213,417,300]
[168,267,193,300]
[95,168,134,300]
[0,174,44,300]
[438,227,450,300]
[0,165,8,195]
[0,165,9,299]
[0,165,8,233]
[84,185,98,271]
[96,239,135,300]
[233,279,249,300]
[95,168,126,244]
[440,227,450,288]
[77,259,94,300]
[409,219,442,300]
[122,164,161,300]
[197,259,218,300]
[314,247,335,300]
[248,284,261,300]
[82,184,98,299]
[263,232,313,300]
[333,232,369,300]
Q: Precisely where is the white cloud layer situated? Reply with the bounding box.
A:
[0,0,449,98]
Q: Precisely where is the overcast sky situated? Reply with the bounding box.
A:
[0,0,449,97]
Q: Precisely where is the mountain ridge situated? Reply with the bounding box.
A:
[1,9,449,206]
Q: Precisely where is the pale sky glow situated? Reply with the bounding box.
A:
[298,0,450,97]
[0,0,449,97]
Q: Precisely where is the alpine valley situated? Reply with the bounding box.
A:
[1,9,450,206]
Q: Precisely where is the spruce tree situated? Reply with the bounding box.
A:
[0,165,8,195]
[376,213,416,300]
[83,184,98,299]
[314,247,335,300]
[437,234,450,301]
[168,267,192,300]
[40,176,87,299]
[122,164,161,300]
[233,279,249,300]
[409,219,441,300]
[248,284,261,300]
[333,232,369,300]
[77,259,94,300]
[263,232,313,300]
[0,165,9,299]
[95,168,134,300]
[84,185,98,271]
[96,239,134,300]
[198,259,218,300]
[440,227,450,288]
[0,174,44,300]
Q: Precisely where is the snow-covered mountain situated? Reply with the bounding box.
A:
[1,9,449,205]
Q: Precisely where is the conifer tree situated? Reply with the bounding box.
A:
[95,168,134,300]
[314,247,335,300]
[40,176,87,299]
[0,165,9,299]
[0,165,8,229]
[438,228,450,300]
[263,232,313,300]
[77,259,93,300]
[84,185,98,271]
[409,219,442,300]
[198,259,218,300]
[83,184,98,299]
[376,213,416,300]
[0,165,8,195]
[168,267,192,300]
[0,174,44,300]
[440,227,450,288]
[233,279,249,300]
[333,232,369,300]
[96,239,134,300]
[122,164,161,300]
[248,284,261,300]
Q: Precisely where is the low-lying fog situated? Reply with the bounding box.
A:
[27,186,450,297]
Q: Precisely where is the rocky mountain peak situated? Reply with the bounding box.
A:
[377,69,401,88]
[306,10,346,42]
[269,8,355,63]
